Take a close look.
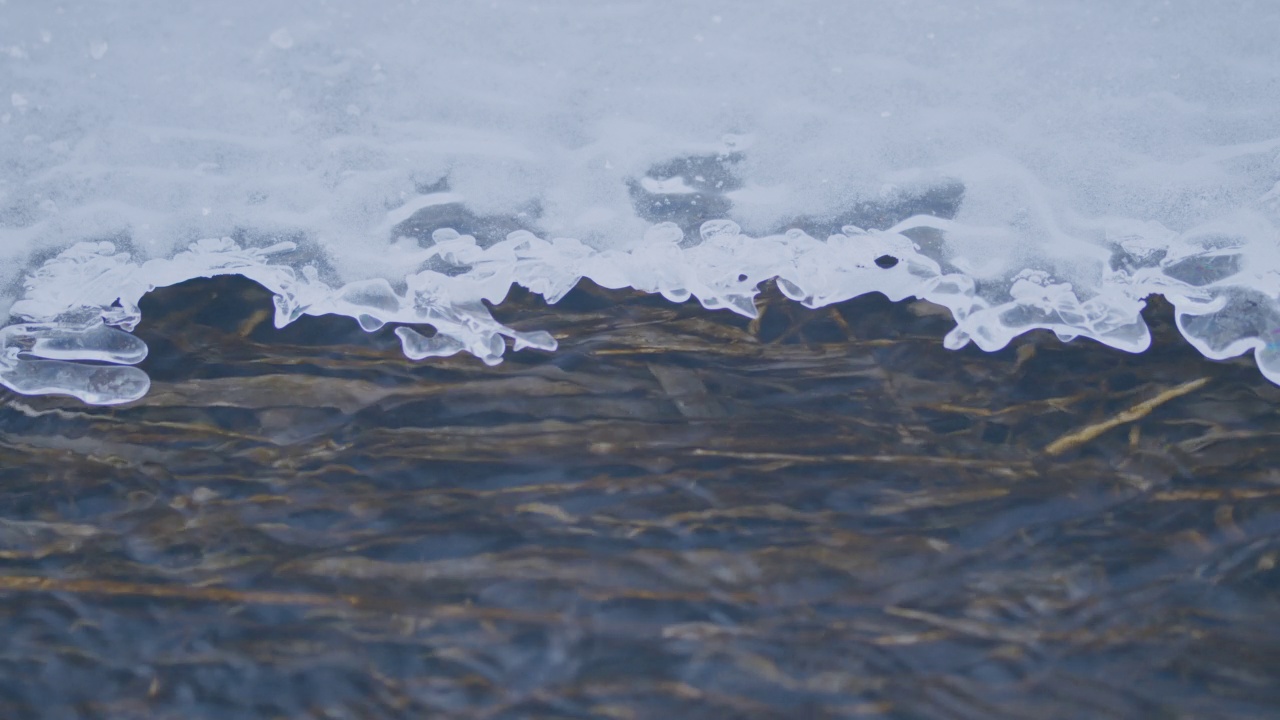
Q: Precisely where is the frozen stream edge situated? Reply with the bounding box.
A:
[3,209,1279,405]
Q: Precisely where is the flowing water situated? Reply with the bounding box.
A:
[3,277,1279,719]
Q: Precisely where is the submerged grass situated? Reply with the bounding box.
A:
[1,277,1279,719]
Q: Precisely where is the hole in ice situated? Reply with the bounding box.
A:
[390,188,542,249]
[629,153,743,241]
[1163,253,1242,287]
[771,181,965,238]
[874,255,899,269]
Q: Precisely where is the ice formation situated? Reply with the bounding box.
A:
[1,1,1278,404]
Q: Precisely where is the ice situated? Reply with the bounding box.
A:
[268,28,294,50]
[0,320,149,405]
[0,0,1277,402]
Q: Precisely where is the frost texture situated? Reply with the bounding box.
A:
[1,1,1278,403]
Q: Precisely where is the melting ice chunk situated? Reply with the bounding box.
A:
[0,321,151,405]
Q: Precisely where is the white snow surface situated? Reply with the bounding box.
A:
[1,0,1278,403]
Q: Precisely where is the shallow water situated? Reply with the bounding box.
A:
[3,278,1280,719]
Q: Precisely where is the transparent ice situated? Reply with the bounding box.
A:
[1,1,1277,403]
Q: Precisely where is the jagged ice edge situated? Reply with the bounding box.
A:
[3,212,1279,405]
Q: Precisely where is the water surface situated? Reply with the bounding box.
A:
[2,278,1279,719]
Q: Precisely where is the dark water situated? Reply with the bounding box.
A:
[2,277,1279,719]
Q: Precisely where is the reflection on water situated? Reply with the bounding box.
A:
[2,277,1279,719]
